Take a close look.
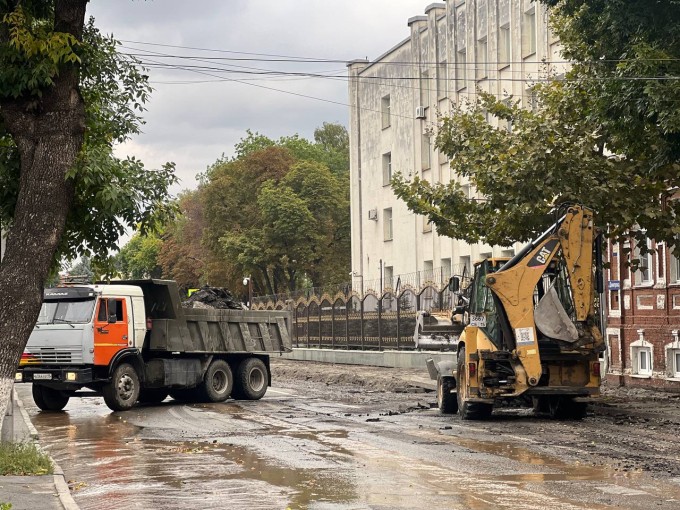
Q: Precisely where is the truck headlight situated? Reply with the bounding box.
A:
[66,372,77,381]
[14,372,22,382]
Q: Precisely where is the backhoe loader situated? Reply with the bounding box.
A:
[427,205,605,420]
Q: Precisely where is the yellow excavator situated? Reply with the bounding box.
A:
[427,205,605,419]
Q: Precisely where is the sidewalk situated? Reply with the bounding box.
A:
[0,389,78,510]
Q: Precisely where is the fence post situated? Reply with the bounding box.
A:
[360,298,365,351]
[396,293,401,351]
[378,296,382,351]
[331,301,335,349]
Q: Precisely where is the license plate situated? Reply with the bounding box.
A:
[33,373,52,380]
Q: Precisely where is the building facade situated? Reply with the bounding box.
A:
[348,0,564,291]
[605,234,680,390]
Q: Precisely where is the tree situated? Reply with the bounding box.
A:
[116,233,164,280]
[0,1,175,422]
[157,190,211,292]
[197,127,350,296]
[392,0,680,259]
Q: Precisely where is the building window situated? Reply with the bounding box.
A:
[634,238,653,285]
[381,94,391,129]
[424,260,434,281]
[384,265,394,289]
[383,208,393,241]
[437,61,447,99]
[499,24,511,67]
[455,5,467,91]
[459,255,471,278]
[421,133,431,170]
[671,245,680,283]
[441,258,452,280]
[423,215,432,233]
[501,249,515,258]
[420,69,430,110]
[522,6,536,57]
[382,152,392,186]
[637,348,652,375]
[674,350,680,378]
[476,37,488,80]
[631,330,653,376]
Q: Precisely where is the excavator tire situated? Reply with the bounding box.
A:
[456,346,493,420]
[437,376,458,414]
[548,396,588,420]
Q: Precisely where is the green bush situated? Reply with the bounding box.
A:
[0,442,53,476]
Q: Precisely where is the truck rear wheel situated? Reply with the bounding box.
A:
[32,384,69,412]
[437,376,458,414]
[456,346,493,420]
[198,359,233,403]
[232,357,268,401]
[103,363,140,412]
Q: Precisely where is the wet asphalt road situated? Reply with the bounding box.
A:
[16,383,680,510]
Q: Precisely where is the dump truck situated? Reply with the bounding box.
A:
[15,279,293,412]
[427,205,605,420]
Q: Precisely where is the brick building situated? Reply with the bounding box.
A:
[606,235,680,390]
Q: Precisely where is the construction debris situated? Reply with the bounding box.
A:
[182,286,244,310]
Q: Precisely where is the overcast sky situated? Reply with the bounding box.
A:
[88,1,427,194]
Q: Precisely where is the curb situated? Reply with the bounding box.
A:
[14,391,80,510]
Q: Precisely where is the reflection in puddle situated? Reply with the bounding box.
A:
[30,405,357,510]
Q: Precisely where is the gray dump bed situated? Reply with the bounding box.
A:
[115,279,292,354]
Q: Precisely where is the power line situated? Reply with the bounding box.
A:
[120,38,680,66]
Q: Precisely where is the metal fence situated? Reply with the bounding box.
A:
[252,265,468,350]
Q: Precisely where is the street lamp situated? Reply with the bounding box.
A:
[243,276,253,309]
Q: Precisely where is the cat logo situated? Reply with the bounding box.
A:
[527,239,559,267]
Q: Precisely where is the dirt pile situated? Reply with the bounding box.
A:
[183,286,243,310]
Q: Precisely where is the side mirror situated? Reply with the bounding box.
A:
[448,276,460,293]
[107,298,118,323]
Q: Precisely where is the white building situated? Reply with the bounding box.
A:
[348,1,566,290]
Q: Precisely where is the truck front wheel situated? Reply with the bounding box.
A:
[32,384,69,412]
[103,363,140,412]
[232,358,268,401]
[199,359,233,403]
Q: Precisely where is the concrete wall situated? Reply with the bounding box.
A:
[348,0,563,284]
[282,347,456,370]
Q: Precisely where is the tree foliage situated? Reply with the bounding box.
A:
[0,10,177,267]
[115,233,163,280]
[392,0,680,257]
[167,124,352,296]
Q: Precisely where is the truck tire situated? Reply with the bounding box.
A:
[103,363,140,412]
[138,388,169,404]
[233,357,268,401]
[32,384,69,412]
[456,346,493,420]
[548,396,588,420]
[198,359,233,403]
[437,376,458,414]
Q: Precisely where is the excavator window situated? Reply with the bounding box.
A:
[470,260,501,348]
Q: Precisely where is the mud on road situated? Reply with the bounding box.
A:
[271,358,680,481]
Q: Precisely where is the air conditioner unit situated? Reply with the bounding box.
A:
[415,106,426,119]
[368,209,378,220]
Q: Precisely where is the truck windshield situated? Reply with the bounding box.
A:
[36,299,96,325]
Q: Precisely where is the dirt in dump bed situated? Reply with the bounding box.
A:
[182,285,244,310]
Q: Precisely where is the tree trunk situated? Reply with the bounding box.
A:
[0,0,88,426]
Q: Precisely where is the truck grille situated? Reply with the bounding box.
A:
[25,348,82,364]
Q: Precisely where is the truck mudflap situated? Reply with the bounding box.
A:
[16,366,93,385]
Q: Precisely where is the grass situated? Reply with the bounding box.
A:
[0,442,53,476]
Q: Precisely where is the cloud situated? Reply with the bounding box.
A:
[90,1,428,189]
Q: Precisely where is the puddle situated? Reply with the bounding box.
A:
[29,404,357,510]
